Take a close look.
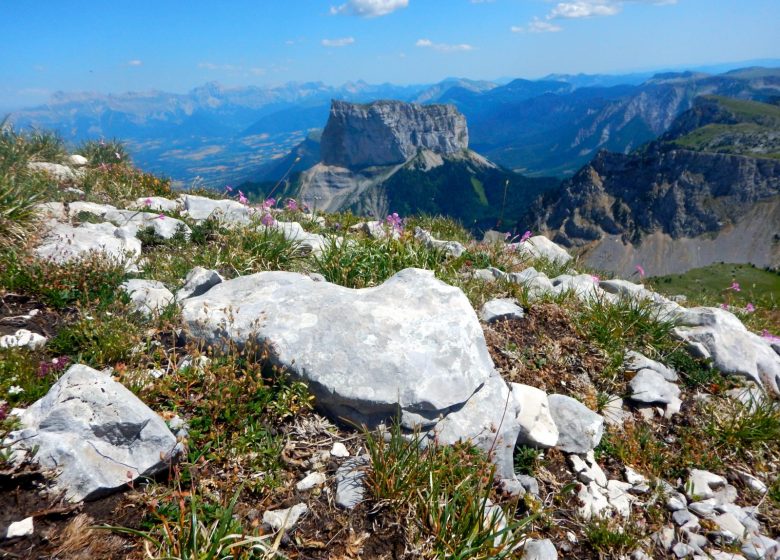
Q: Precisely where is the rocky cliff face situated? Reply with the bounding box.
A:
[320,100,469,169]
[527,95,780,276]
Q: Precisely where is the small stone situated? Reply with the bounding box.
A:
[548,394,604,454]
[577,481,610,519]
[176,267,224,301]
[673,542,695,558]
[499,477,526,498]
[521,538,558,560]
[330,442,350,458]
[672,509,699,529]
[713,513,746,541]
[336,456,367,509]
[741,534,780,560]
[667,495,688,512]
[0,329,46,350]
[606,479,634,517]
[296,472,327,491]
[262,503,308,532]
[624,466,647,486]
[734,470,767,494]
[517,474,540,496]
[631,549,653,560]
[687,469,727,500]
[688,499,717,518]
[480,298,524,323]
[651,525,675,551]
[683,530,709,551]
[710,551,748,560]
[5,517,34,539]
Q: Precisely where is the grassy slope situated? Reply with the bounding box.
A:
[669,95,780,158]
[649,262,780,333]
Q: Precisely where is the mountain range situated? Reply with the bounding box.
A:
[8,63,780,188]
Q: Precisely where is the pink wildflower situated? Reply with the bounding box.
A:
[386,212,404,232]
[144,198,152,207]
[262,198,276,210]
[762,329,780,341]
[520,230,532,243]
[225,185,233,193]
[591,275,600,284]
[238,190,248,205]
[157,213,165,220]
[729,282,741,292]
[285,198,299,212]
[261,213,275,227]
[720,303,729,310]
[745,303,755,313]
[635,264,646,278]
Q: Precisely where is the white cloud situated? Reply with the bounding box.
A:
[127,59,143,67]
[511,18,563,33]
[330,0,408,17]
[549,1,620,19]
[415,38,474,52]
[547,0,677,19]
[321,37,356,47]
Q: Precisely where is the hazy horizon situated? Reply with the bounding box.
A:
[3,0,779,110]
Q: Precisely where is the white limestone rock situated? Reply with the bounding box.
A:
[122,279,175,316]
[0,329,46,350]
[263,503,308,532]
[6,364,178,502]
[548,394,604,454]
[481,298,524,323]
[510,383,559,448]
[176,267,224,301]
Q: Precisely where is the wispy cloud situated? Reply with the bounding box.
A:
[548,0,677,20]
[321,37,356,47]
[511,18,563,33]
[127,59,143,67]
[415,38,474,52]
[330,0,408,17]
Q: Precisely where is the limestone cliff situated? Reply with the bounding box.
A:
[320,100,468,169]
[528,96,780,276]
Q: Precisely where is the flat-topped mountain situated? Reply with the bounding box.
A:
[321,100,468,169]
[258,100,557,230]
[529,96,780,276]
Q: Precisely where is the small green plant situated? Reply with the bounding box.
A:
[365,422,534,559]
[103,472,282,559]
[514,444,542,476]
[583,517,643,559]
[706,396,780,459]
[408,214,473,245]
[49,307,142,368]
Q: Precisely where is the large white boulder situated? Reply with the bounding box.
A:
[35,221,141,268]
[181,268,495,431]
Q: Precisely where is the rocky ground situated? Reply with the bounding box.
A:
[1,147,779,559]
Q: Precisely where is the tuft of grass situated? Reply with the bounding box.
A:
[313,235,448,289]
[103,470,282,560]
[582,517,643,559]
[0,250,127,310]
[705,396,780,460]
[513,444,543,476]
[407,214,473,246]
[77,138,131,166]
[80,164,172,206]
[365,422,533,559]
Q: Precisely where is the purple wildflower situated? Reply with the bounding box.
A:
[157,213,165,220]
[635,264,646,278]
[745,303,755,313]
[261,212,275,227]
[386,212,404,233]
[238,190,248,205]
[285,198,298,212]
[729,282,741,292]
[520,230,532,243]
[762,329,780,341]
[591,275,600,284]
[262,198,276,210]
[144,198,153,207]
[225,185,233,193]
[720,303,729,310]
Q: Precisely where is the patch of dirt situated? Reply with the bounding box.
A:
[483,303,607,402]
[0,293,63,339]
[0,464,143,559]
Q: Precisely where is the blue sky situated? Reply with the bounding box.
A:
[1,0,778,109]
